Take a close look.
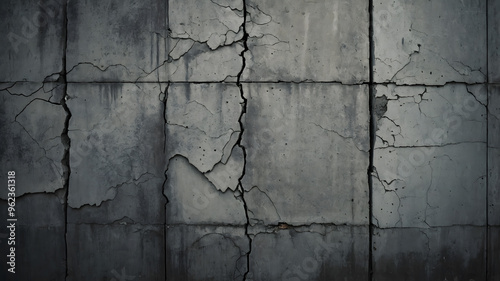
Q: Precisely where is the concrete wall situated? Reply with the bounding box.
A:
[0,0,497,280]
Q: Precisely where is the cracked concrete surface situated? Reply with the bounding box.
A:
[373,143,486,228]
[165,83,243,173]
[67,83,166,208]
[0,0,497,280]
[372,83,488,229]
[242,0,369,82]
[164,155,246,225]
[374,84,487,148]
[373,0,486,85]
[241,83,370,226]
[0,83,67,198]
[67,0,244,82]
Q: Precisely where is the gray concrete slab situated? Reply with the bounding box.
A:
[243,0,369,83]
[0,0,64,82]
[241,83,370,225]
[165,155,247,225]
[67,83,166,208]
[66,0,168,82]
[67,175,165,225]
[372,226,486,281]
[373,143,486,228]
[373,84,487,228]
[166,225,248,281]
[373,0,486,85]
[374,84,487,149]
[67,0,244,82]
[247,225,369,281]
[0,82,67,198]
[165,83,243,173]
[67,224,164,281]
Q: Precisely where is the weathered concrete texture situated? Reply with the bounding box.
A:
[489,227,500,280]
[67,224,164,281]
[67,0,244,82]
[0,0,64,82]
[0,82,66,198]
[242,83,369,225]
[373,0,486,85]
[165,83,243,173]
[373,84,487,228]
[165,155,247,225]
[66,0,168,82]
[374,84,487,149]
[247,225,368,281]
[373,143,486,228]
[372,226,486,281]
[0,194,66,281]
[67,175,165,224]
[163,0,244,82]
[490,0,500,82]
[490,86,500,225]
[67,83,166,208]
[166,225,248,281]
[161,40,243,82]
[242,0,369,83]
[169,0,243,50]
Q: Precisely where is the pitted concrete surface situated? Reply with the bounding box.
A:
[0,0,497,280]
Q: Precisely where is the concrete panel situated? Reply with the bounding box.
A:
[66,0,168,82]
[374,84,487,148]
[372,226,486,281]
[0,194,66,281]
[488,227,500,280]
[373,0,486,85]
[67,83,166,208]
[67,175,165,225]
[165,83,243,174]
[164,0,244,82]
[489,0,500,82]
[166,225,249,281]
[67,224,164,281]
[242,83,369,225]
[165,155,247,225]
[0,82,67,198]
[373,84,487,228]
[373,144,486,228]
[0,0,64,82]
[248,225,369,281]
[67,0,244,82]
[243,0,369,83]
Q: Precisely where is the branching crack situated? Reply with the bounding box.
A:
[66,62,131,76]
[390,44,421,82]
[235,0,251,278]
[466,85,487,107]
[248,186,281,223]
